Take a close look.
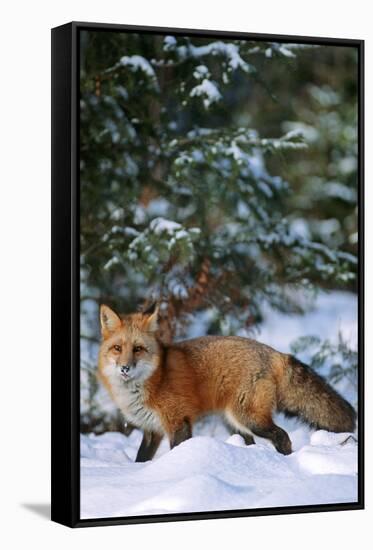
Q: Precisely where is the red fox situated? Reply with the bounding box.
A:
[98,303,356,462]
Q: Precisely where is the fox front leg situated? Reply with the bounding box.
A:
[135,431,162,462]
[170,418,192,449]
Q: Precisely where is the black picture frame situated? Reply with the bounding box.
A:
[51,21,364,528]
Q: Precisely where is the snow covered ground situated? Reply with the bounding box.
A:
[80,291,358,519]
[81,425,357,519]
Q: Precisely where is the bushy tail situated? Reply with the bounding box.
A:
[277,355,356,433]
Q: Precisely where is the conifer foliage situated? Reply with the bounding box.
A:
[80,32,357,430]
[80,33,356,338]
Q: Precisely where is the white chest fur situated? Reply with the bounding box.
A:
[103,367,163,433]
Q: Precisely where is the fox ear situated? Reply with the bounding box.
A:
[142,303,159,332]
[100,304,122,338]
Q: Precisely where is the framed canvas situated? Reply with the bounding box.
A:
[51,21,364,528]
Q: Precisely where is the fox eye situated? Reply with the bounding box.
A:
[133,345,144,353]
[113,345,121,353]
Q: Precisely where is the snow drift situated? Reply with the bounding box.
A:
[81,418,357,519]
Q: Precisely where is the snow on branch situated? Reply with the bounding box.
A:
[124,218,201,274]
[163,37,255,74]
[103,55,159,91]
[190,78,222,109]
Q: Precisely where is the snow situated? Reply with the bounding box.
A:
[277,45,297,58]
[193,65,210,80]
[81,426,357,519]
[169,280,189,299]
[190,78,222,108]
[80,291,357,518]
[324,181,357,203]
[103,257,119,271]
[146,198,170,217]
[187,41,254,74]
[258,291,357,353]
[148,217,200,241]
[163,36,177,51]
[120,55,156,79]
[149,217,182,235]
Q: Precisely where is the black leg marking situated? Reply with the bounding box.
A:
[135,431,163,462]
[241,433,255,446]
[224,416,255,446]
[249,422,292,455]
[170,418,192,449]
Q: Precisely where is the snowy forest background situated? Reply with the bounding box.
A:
[80,31,358,434]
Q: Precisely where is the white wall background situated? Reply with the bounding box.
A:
[0,0,370,548]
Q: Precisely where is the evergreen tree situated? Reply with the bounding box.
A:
[79,32,357,430]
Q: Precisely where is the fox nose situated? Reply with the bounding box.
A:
[121,365,130,374]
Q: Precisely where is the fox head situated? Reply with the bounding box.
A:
[99,303,160,384]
